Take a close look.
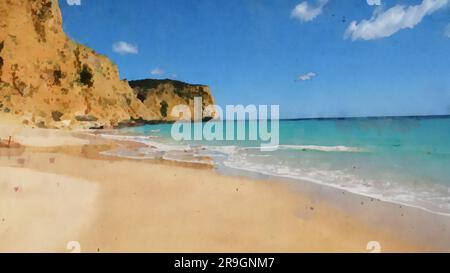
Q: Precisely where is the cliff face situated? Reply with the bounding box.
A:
[129,79,216,121]
[0,0,214,129]
[0,0,156,129]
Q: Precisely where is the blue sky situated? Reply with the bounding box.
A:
[59,0,450,118]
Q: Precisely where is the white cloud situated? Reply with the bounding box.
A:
[367,0,381,6]
[297,72,317,81]
[112,41,138,55]
[445,23,450,37]
[345,0,449,41]
[150,68,164,76]
[67,0,81,6]
[291,0,328,22]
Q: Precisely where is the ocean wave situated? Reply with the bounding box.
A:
[97,133,364,153]
[162,153,214,165]
[203,145,240,155]
[96,134,160,142]
[97,134,188,152]
[279,145,365,152]
[238,145,365,152]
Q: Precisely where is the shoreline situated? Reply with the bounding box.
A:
[215,165,450,251]
[85,132,450,251]
[92,129,450,219]
[217,163,450,218]
[0,126,449,252]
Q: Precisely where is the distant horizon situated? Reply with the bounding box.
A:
[173,114,450,122]
[282,113,450,120]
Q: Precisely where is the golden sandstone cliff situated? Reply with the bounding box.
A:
[129,79,216,122]
[0,0,215,129]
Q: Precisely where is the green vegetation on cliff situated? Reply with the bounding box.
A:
[129,79,209,103]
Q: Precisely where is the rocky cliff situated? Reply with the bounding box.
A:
[129,79,216,122]
[0,0,215,129]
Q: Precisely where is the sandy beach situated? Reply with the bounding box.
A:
[0,124,449,253]
[2,0,450,255]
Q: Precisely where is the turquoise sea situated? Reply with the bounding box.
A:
[100,116,450,215]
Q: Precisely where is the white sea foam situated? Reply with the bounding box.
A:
[203,145,240,155]
[162,152,214,165]
[96,133,160,142]
[279,145,365,152]
[97,133,188,152]
[238,145,365,152]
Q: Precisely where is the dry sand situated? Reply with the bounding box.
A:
[0,125,447,252]
[0,120,88,147]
